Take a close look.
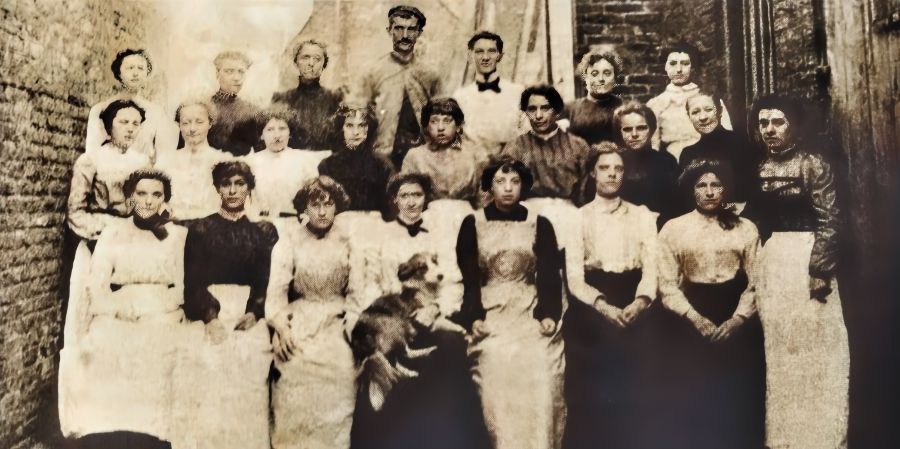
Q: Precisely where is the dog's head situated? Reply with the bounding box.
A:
[397,252,443,291]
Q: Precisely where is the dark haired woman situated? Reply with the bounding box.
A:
[85,48,177,161]
[266,176,356,449]
[59,99,153,438]
[565,142,660,449]
[60,169,185,448]
[319,103,395,213]
[657,160,765,449]
[454,158,566,449]
[170,160,277,449]
[154,98,231,221]
[747,95,848,449]
[562,51,624,145]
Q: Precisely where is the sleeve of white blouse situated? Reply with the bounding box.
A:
[734,223,760,319]
[566,212,604,305]
[344,233,379,335]
[719,100,733,131]
[86,226,116,317]
[657,224,694,317]
[635,210,660,300]
[265,234,294,331]
[67,154,117,240]
[436,246,464,316]
[171,226,187,310]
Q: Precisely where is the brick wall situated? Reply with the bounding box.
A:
[0,1,150,447]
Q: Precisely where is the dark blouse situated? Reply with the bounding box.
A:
[453,203,563,330]
[563,93,623,145]
[271,78,343,151]
[620,146,682,228]
[679,126,761,203]
[183,213,279,323]
[318,147,395,212]
[501,130,594,199]
[208,90,261,157]
[745,145,840,278]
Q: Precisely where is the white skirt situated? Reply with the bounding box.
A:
[170,285,273,449]
[758,232,849,449]
[271,299,356,449]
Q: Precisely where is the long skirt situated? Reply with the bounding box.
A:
[470,282,566,449]
[271,300,356,449]
[170,285,272,449]
[563,269,662,449]
[659,271,766,449]
[58,281,183,441]
[758,232,849,449]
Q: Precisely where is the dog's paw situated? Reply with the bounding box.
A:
[368,381,387,411]
[405,344,438,359]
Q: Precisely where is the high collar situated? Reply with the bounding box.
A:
[428,137,463,152]
[767,144,799,160]
[588,196,624,214]
[213,89,239,102]
[475,71,500,84]
[217,209,248,222]
[664,82,699,95]
[530,126,560,141]
[484,203,528,221]
[587,92,619,104]
[296,77,321,91]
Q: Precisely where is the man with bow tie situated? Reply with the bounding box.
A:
[452,31,527,163]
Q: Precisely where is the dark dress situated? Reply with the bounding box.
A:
[208,90,262,157]
[172,213,278,449]
[620,145,682,228]
[679,125,760,203]
[563,93,623,145]
[318,147,394,212]
[271,78,343,151]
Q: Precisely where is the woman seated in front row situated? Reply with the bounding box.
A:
[170,160,277,449]
[656,160,765,449]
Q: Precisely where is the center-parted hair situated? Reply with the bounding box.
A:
[292,175,351,214]
[174,98,219,125]
[384,172,434,220]
[211,160,256,190]
[612,101,658,147]
[123,168,173,202]
[479,157,534,198]
[420,97,465,130]
[213,50,253,69]
[467,31,504,53]
[330,103,379,151]
[111,49,153,82]
[294,39,330,69]
[520,84,565,113]
[574,141,623,206]
[679,159,739,230]
[662,42,702,69]
[576,50,623,79]
[749,94,805,147]
[99,99,147,137]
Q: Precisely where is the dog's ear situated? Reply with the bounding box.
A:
[397,254,427,282]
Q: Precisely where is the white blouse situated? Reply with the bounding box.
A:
[245,148,330,216]
[657,210,759,319]
[154,145,231,220]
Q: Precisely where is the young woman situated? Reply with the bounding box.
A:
[245,107,329,219]
[566,142,660,449]
[59,99,153,439]
[657,160,765,449]
[748,95,848,449]
[454,158,566,449]
[60,169,185,449]
[154,99,230,221]
[318,103,394,213]
[563,51,625,145]
[266,176,356,449]
[171,160,277,449]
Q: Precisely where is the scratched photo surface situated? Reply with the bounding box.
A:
[2,1,900,449]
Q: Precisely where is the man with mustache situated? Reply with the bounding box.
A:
[353,5,443,169]
[501,84,593,200]
[209,50,262,157]
[452,31,526,161]
[401,97,486,203]
[271,40,343,151]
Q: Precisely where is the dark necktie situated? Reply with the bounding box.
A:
[399,219,428,237]
[476,78,501,93]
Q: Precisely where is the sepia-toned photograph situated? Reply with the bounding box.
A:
[1,0,899,448]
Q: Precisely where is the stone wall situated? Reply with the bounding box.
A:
[0,1,151,447]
